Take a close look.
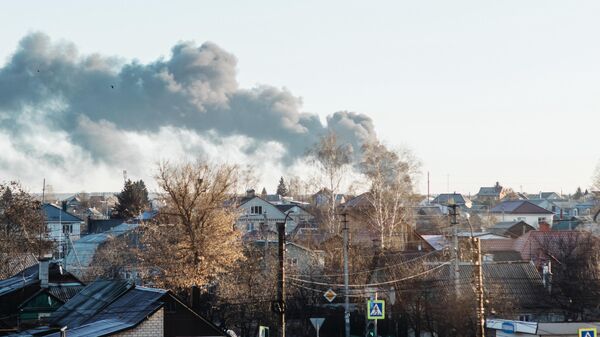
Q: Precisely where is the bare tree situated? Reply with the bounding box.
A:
[308,132,352,233]
[0,182,52,275]
[536,232,600,320]
[359,142,420,249]
[139,161,244,290]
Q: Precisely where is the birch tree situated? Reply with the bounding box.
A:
[308,132,352,233]
[360,142,420,249]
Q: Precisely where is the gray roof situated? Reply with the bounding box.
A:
[491,221,521,229]
[490,200,553,214]
[42,203,83,223]
[47,280,227,337]
[65,222,138,270]
[432,193,469,206]
[478,187,501,196]
[51,280,133,328]
[429,262,547,309]
[0,266,38,297]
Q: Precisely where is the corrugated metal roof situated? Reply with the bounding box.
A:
[47,285,85,303]
[0,270,38,297]
[65,222,138,270]
[51,279,133,328]
[42,204,83,223]
[428,262,547,309]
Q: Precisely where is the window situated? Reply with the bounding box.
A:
[519,314,531,322]
[246,223,255,232]
[62,224,73,234]
[287,258,298,266]
[538,217,546,223]
[250,206,263,214]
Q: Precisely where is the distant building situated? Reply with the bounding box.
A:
[490,200,554,228]
[476,182,507,204]
[489,221,535,238]
[236,190,306,235]
[432,193,472,208]
[42,203,84,257]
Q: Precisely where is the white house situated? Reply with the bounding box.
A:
[490,200,554,228]
[42,203,84,256]
[236,194,298,234]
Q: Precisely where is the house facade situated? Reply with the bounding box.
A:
[490,201,554,228]
[42,204,84,256]
[236,195,299,234]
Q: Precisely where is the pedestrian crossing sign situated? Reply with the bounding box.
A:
[579,328,597,337]
[367,300,385,320]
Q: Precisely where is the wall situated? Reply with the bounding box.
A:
[112,308,164,337]
[494,213,553,228]
[236,197,297,233]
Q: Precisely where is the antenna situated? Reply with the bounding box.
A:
[427,171,430,204]
[42,178,46,203]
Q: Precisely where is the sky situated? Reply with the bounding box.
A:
[1,0,600,195]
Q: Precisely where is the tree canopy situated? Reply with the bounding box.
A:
[115,179,149,219]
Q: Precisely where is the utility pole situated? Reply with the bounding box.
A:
[276,219,287,337]
[342,213,350,337]
[473,237,485,337]
[448,199,460,295]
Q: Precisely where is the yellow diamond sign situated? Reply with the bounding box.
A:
[324,289,337,302]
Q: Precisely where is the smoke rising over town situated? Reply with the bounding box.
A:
[0,33,377,191]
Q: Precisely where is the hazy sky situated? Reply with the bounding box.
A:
[1,0,599,195]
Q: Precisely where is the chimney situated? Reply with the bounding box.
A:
[539,221,551,232]
[39,258,50,288]
[246,189,256,198]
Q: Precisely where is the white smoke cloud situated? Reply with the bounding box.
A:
[0,33,378,192]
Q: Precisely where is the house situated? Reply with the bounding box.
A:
[482,226,590,269]
[42,204,84,257]
[415,205,446,234]
[476,182,507,204]
[311,188,346,207]
[21,280,228,337]
[489,221,535,238]
[64,222,139,279]
[436,262,559,322]
[490,200,554,228]
[0,260,84,332]
[431,193,472,208]
[253,240,325,273]
[236,190,299,234]
[528,192,562,201]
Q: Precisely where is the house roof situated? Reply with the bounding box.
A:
[65,222,138,270]
[341,192,370,208]
[0,266,38,297]
[489,221,535,238]
[51,280,134,328]
[490,200,553,214]
[432,193,470,206]
[48,280,226,337]
[0,253,38,279]
[0,262,82,298]
[428,262,547,309]
[478,186,502,196]
[42,203,83,223]
[485,250,523,262]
